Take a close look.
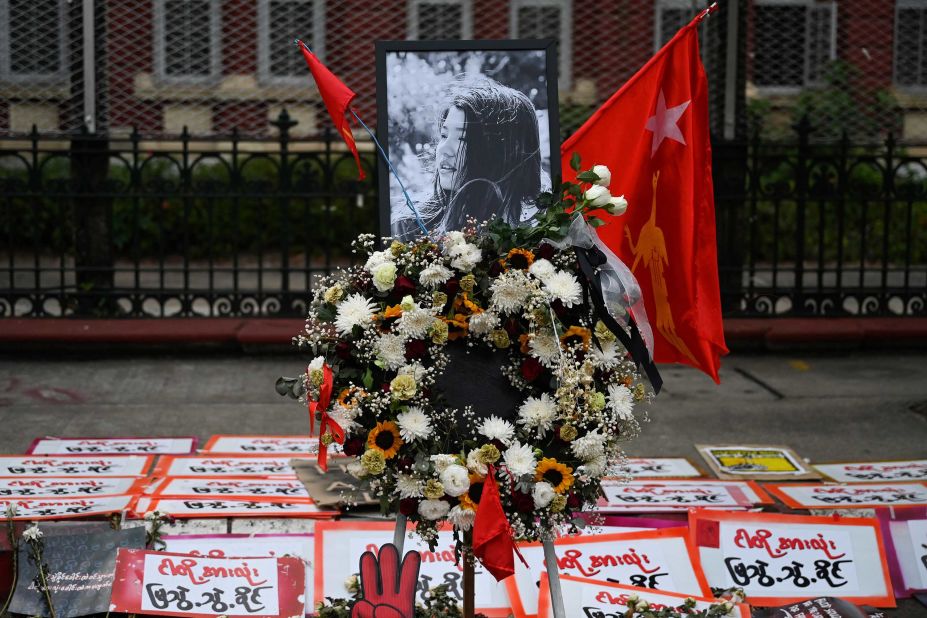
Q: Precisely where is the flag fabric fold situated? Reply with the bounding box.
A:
[472,465,520,581]
[561,15,727,382]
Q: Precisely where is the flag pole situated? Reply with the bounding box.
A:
[392,513,406,554]
[542,538,565,618]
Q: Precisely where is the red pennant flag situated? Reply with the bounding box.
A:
[472,466,517,581]
[298,41,366,180]
[561,12,727,382]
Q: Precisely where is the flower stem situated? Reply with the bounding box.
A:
[0,515,17,616]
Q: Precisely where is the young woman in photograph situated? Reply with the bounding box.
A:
[393,76,547,240]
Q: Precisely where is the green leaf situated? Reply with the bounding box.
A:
[362,368,373,390]
[569,152,581,172]
[576,171,600,183]
[588,216,605,228]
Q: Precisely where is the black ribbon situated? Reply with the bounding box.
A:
[574,246,663,394]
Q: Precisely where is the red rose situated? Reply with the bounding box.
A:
[443,277,460,298]
[335,341,353,360]
[503,318,521,338]
[567,492,582,509]
[405,339,427,360]
[393,275,416,297]
[512,490,534,513]
[399,498,419,516]
[520,357,544,382]
[343,437,365,457]
[536,242,555,260]
[488,260,503,277]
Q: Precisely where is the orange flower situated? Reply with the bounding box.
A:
[518,333,531,354]
[367,421,403,459]
[337,386,366,408]
[505,248,535,270]
[383,304,403,319]
[452,293,482,317]
[459,474,485,511]
[560,326,591,351]
[443,314,469,341]
[535,458,575,494]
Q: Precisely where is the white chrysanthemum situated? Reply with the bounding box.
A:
[22,524,43,542]
[449,243,482,272]
[443,231,467,250]
[440,464,471,497]
[479,416,515,446]
[528,333,561,368]
[395,473,424,499]
[590,339,621,368]
[544,271,583,307]
[447,505,476,531]
[375,333,407,370]
[468,311,499,336]
[398,363,427,381]
[533,481,556,508]
[307,356,324,372]
[327,404,360,434]
[418,499,450,520]
[579,454,608,477]
[397,307,435,339]
[528,258,556,282]
[365,250,393,270]
[430,454,458,474]
[396,406,432,441]
[503,441,537,478]
[571,429,607,461]
[490,270,534,313]
[466,449,487,476]
[346,459,367,479]
[517,394,558,433]
[334,293,377,335]
[607,383,635,421]
[419,263,453,288]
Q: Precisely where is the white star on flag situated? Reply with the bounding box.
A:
[645,89,691,157]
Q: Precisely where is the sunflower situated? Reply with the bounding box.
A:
[505,248,535,270]
[337,386,366,408]
[535,458,574,494]
[559,325,591,351]
[367,421,404,459]
[459,474,485,511]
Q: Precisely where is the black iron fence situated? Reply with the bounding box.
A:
[1,114,925,318]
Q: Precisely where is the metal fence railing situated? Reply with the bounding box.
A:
[1,114,925,318]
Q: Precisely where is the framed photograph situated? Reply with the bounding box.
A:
[375,39,561,241]
[695,443,821,481]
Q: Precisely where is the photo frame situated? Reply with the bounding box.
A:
[375,39,561,241]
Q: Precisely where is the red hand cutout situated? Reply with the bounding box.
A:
[351,543,421,618]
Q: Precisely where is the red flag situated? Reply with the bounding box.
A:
[472,466,517,581]
[561,12,727,382]
[298,41,366,180]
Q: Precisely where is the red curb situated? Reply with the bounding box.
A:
[237,319,305,344]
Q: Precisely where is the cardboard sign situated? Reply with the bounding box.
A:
[201,436,317,454]
[690,510,895,607]
[0,455,153,477]
[505,528,710,618]
[111,549,305,618]
[814,460,927,483]
[0,477,146,498]
[133,497,334,519]
[10,526,145,618]
[27,437,196,455]
[0,495,134,520]
[314,520,511,617]
[153,456,308,478]
[876,507,927,597]
[767,482,927,509]
[149,478,311,500]
[162,534,314,611]
[598,479,772,512]
[623,458,703,479]
[696,444,820,480]
[536,573,750,618]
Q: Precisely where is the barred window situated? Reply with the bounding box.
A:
[895,0,927,88]
[154,0,220,82]
[259,0,326,83]
[408,0,472,40]
[510,0,571,90]
[753,0,835,90]
[0,0,66,81]
[654,0,701,51]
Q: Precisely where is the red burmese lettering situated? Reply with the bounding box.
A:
[733,528,786,558]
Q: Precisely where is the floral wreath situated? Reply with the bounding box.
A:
[282,156,659,558]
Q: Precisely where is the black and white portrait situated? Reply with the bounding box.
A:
[375,40,560,241]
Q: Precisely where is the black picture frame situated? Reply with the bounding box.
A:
[375,39,561,240]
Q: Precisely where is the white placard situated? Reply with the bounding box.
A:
[137,498,327,518]
[623,458,702,479]
[507,528,708,618]
[769,482,927,509]
[906,519,927,589]
[0,477,145,498]
[814,460,927,483]
[151,478,310,499]
[28,437,195,455]
[599,479,770,511]
[598,481,750,511]
[154,457,310,477]
[0,495,134,519]
[0,455,152,477]
[162,534,314,611]
[202,436,317,454]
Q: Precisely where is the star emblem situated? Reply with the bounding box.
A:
[645,90,690,157]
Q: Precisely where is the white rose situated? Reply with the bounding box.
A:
[533,481,556,508]
[591,164,612,187]
[440,464,471,497]
[443,231,467,250]
[528,258,556,282]
[584,185,612,207]
[418,499,450,520]
[606,194,628,216]
[365,250,393,270]
[371,261,398,292]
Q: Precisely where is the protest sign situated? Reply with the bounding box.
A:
[27,437,196,455]
[0,477,146,498]
[201,436,317,454]
[750,597,885,618]
[134,497,335,519]
[814,460,927,483]
[505,527,710,618]
[152,456,309,478]
[291,458,377,508]
[10,526,145,618]
[314,520,511,617]
[0,496,134,520]
[696,444,820,480]
[111,549,305,618]
[0,455,153,477]
[536,573,750,618]
[162,534,314,611]
[149,478,311,500]
[876,506,927,597]
[597,481,758,512]
[766,482,927,510]
[623,458,703,479]
[690,510,895,607]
